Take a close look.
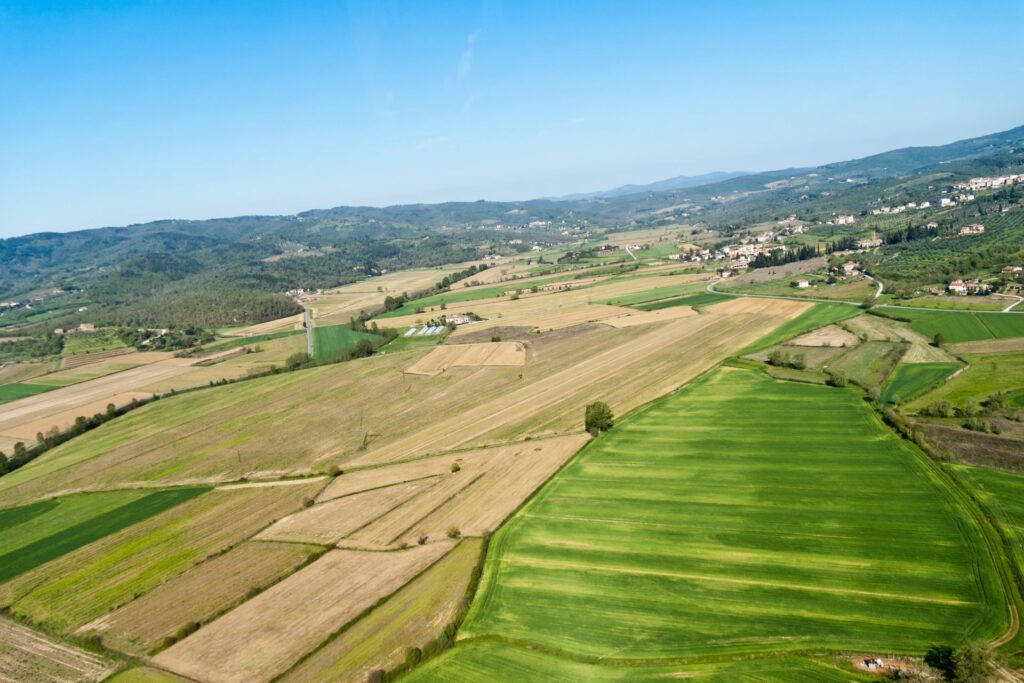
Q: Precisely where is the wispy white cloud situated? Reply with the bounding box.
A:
[457,30,480,81]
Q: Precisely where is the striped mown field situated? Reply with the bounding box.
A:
[457,367,1007,662]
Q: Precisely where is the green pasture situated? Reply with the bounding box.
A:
[880,362,962,404]
[404,640,872,682]
[0,382,55,404]
[0,488,207,583]
[954,466,1024,575]
[741,303,861,354]
[635,292,732,311]
[829,341,904,388]
[312,325,381,363]
[597,282,707,307]
[908,351,1024,409]
[876,309,1024,344]
[61,331,129,356]
[458,368,1007,661]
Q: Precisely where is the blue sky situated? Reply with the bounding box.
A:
[1,1,1023,237]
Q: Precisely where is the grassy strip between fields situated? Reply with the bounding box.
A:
[0,487,209,583]
[880,362,963,405]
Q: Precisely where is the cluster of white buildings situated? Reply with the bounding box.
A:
[871,200,932,215]
[948,279,991,295]
[958,223,985,236]
[954,174,1024,192]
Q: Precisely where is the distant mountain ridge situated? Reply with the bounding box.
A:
[554,171,751,200]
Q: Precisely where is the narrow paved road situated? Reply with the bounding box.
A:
[304,309,313,357]
[625,246,638,261]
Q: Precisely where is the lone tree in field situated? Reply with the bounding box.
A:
[932,333,944,348]
[585,401,614,435]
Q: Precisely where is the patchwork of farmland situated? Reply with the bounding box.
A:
[154,542,456,683]
[741,302,861,353]
[0,297,804,505]
[0,482,320,633]
[456,368,1007,664]
[0,487,207,584]
[281,538,482,683]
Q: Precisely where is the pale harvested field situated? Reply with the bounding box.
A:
[92,541,320,656]
[317,455,483,502]
[601,305,698,328]
[221,313,304,337]
[256,480,435,544]
[343,472,479,548]
[154,543,456,683]
[377,271,706,331]
[311,262,484,325]
[0,361,50,384]
[788,324,861,347]
[2,392,152,441]
[718,256,827,285]
[0,435,24,453]
[600,226,687,246]
[0,343,302,445]
[280,539,481,683]
[397,433,590,545]
[1,483,322,632]
[0,616,116,683]
[405,342,525,376]
[948,337,1024,354]
[34,360,143,387]
[354,297,810,466]
[453,263,532,288]
[336,437,586,548]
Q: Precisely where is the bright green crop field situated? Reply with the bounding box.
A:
[880,362,962,404]
[635,291,732,311]
[0,488,207,583]
[0,381,55,404]
[908,351,1024,409]
[877,309,1024,344]
[742,303,861,354]
[953,466,1024,574]
[312,325,381,363]
[456,368,1007,664]
[404,640,872,682]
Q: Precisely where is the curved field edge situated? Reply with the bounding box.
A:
[400,639,874,682]
[739,302,861,354]
[457,367,1010,663]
